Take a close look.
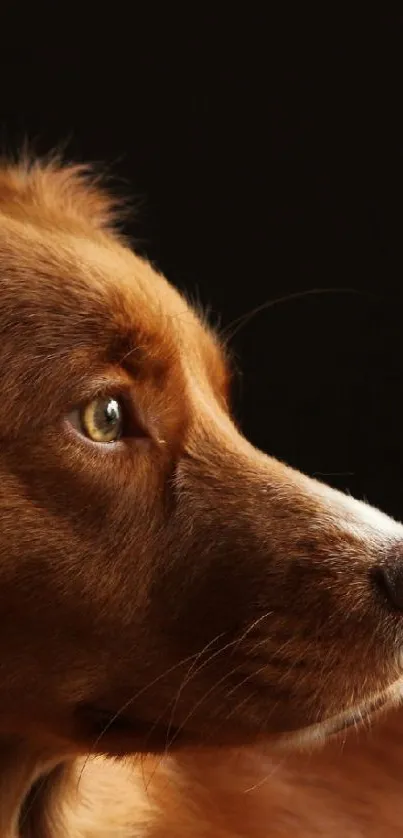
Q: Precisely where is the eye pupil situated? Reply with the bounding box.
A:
[103,399,120,426]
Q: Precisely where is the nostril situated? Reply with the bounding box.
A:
[373,562,403,613]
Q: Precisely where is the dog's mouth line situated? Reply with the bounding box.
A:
[79,677,403,753]
[286,677,403,748]
[77,703,184,750]
[323,691,391,736]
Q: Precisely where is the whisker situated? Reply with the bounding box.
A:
[224,664,269,700]
[221,287,376,342]
[222,692,255,725]
[163,612,274,749]
[164,658,258,754]
[156,631,227,750]
[140,630,230,756]
[76,647,211,790]
[232,612,274,652]
[162,612,275,751]
[243,758,287,794]
[79,611,276,788]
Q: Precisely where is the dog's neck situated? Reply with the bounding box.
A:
[0,739,68,838]
[0,739,283,838]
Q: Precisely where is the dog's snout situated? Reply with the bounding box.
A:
[373,553,403,613]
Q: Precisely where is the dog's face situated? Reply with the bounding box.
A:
[0,161,403,759]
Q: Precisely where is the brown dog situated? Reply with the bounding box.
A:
[1,158,403,837]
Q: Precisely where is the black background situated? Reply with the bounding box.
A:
[1,12,402,517]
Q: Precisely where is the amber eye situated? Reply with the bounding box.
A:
[79,397,123,443]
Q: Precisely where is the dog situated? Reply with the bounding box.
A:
[1,158,403,836]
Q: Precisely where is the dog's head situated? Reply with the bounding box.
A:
[0,160,402,759]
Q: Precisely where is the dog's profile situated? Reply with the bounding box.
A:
[1,158,403,836]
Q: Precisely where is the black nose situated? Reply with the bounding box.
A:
[373,561,403,613]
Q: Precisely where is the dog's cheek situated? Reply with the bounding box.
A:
[0,471,152,680]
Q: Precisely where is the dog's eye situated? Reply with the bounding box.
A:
[78,397,124,444]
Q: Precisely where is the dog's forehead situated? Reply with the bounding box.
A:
[1,220,177,342]
[0,212,226,394]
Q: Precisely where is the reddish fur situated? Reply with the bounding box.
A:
[1,159,403,836]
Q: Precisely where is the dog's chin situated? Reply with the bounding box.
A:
[279,677,403,752]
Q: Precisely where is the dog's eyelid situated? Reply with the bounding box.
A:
[66,380,134,414]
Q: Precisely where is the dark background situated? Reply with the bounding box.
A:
[1,12,402,517]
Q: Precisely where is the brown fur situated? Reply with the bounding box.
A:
[1,158,403,836]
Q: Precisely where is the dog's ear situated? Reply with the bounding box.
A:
[0,157,125,235]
